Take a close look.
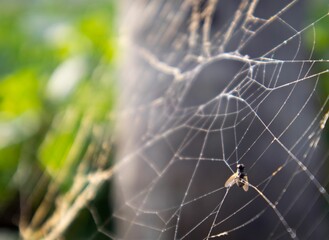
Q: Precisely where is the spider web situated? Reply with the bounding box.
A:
[22,0,329,239]
[108,0,329,239]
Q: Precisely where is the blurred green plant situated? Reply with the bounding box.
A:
[0,0,117,238]
[306,0,329,99]
[306,0,329,150]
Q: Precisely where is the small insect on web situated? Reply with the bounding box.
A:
[225,164,249,191]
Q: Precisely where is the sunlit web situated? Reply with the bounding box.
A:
[109,1,329,239]
[24,1,329,239]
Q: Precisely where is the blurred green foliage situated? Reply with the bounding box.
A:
[0,0,117,236]
[307,1,329,99]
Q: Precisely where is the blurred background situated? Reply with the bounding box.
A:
[0,0,328,239]
[0,0,117,239]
